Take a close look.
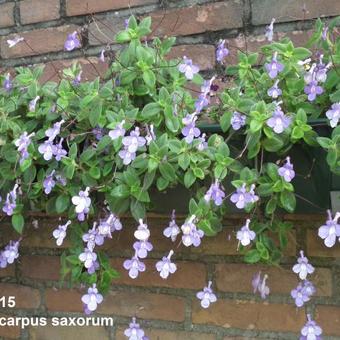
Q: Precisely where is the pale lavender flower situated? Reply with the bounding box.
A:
[163,210,180,242]
[98,213,122,238]
[201,76,216,96]
[55,174,67,186]
[322,26,329,41]
[3,73,13,92]
[92,126,104,141]
[64,31,81,51]
[265,18,276,42]
[204,180,225,206]
[121,127,146,153]
[291,282,311,307]
[45,120,64,141]
[248,184,259,204]
[1,239,20,266]
[29,96,40,112]
[2,184,19,216]
[133,240,153,259]
[72,70,82,86]
[7,36,24,48]
[231,111,246,130]
[178,56,199,80]
[43,170,56,194]
[145,124,156,145]
[82,223,104,251]
[300,314,323,340]
[196,281,217,308]
[302,280,316,298]
[14,132,35,163]
[304,80,323,102]
[87,260,99,275]
[267,80,282,98]
[156,249,177,279]
[79,247,97,269]
[315,55,331,83]
[0,253,7,269]
[181,116,201,144]
[303,63,316,84]
[258,274,270,299]
[52,220,71,246]
[266,105,291,133]
[124,317,145,340]
[118,149,136,165]
[53,138,67,161]
[123,251,146,279]
[293,250,315,280]
[109,120,126,140]
[81,284,103,313]
[181,215,204,247]
[230,183,258,209]
[195,94,209,113]
[278,156,295,182]
[196,133,208,151]
[216,39,229,63]
[99,49,105,62]
[236,219,256,246]
[265,52,284,79]
[72,187,91,222]
[325,102,340,128]
[252,271,262,293]
[318,210,340,248]
[134,219,150,242]
[38,140,54,161]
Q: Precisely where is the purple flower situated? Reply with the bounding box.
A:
[0,239,20,267]
[3,73,13,92]
[196,281,217,308]
[134,219,150,241]
[99,49,105,62]
[133,240,153,259]
[300,314,322,340]
[315,55,331,83]
[325,102,340,128]
[81,284,103,314]
[52,220,71,246]
[236,219,256,246]
[265,18,276,42]
[156,249,177,279]
[204,180,225,206]
[266,105,291,134]
[278,156,295,182]
[318,210,340,248]
[2,184,19,216]
[29,96,40,112]
[178,56,199,80]
[45,120,64,141]
[252,271,270,299]
[265,52,284,79]
[252,271,262,293]
[7,36,24,48]
[79,248,97,269]
[322,26,329,41]
[53,138,67,161]
[292,250,315,280]
[196,133,208,151]
[14,132,35,163]
[64,31,81,51]
[72,187,91,222]
[92,126,104,141]
[43,170,56,194]
[230,183,258,209]
[145,124,156,145]
[123,127,146,153]
[124,317,145,340]
[267,80,282,98]
[118,149,136,165]
[87,260,99,275]
[56,174,67,186]
[163,210,180,242]
[181,215,204,247]
[181,115,201,144]
[291,282,311,307]
[231,111,246,130]
[195,94,209,113]
[123,251,146,279]
[98,213,122,238]
[216,39,229,63]
[72,70,82,86]
[304,80,323,102]
[82,223,104,251]
[201,76,216,96]
[38,140,54,161]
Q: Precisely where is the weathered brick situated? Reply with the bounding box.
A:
[97,290,185,321]
[251,0,340,25]
[0,2,15,28]
[149,2,243,38]
[0,313,21,339]
[20,0,60,25]
[0,263,15,278]
[66,0,158,16]
[29,323,109,340]
[192,299,305,332]
[215,264,332,296]
[116,327,216,340]
[45,288,83,312]
[307,229,340,257]
[167,44,215,70]
[0,25,79,59]
[0,283,40,309]
[21,255,60,281]
[315,305,340,336]
[111,258,207,289]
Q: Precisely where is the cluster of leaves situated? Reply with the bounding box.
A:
[0,16,339,288]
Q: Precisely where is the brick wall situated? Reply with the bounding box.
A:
[0,215,339,339]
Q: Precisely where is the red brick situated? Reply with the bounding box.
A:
[307,229,340,257]
[21,255,60,281]
[0,2,15,28]
[167,44,215,71]
[0,283,40,309]
[215,264,332,296]
[66,0,158,16]
[20,0,60,25]
[0,25,79,59]
[315,305,340,336]
[97,290,185,321]
[88,17,125,45]
[45,288,83,312]
[251,0,340,25]
[192,299,305,332]
[0,313,21,339]
[111,258,207,290]
[116,328,216,340]
[149,2,243,38]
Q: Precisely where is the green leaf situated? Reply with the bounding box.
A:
[280,190,296,213]
[265,197,277,215]
[56,194,70,213]
[143,69,156,87]
[244,250,261,263]
[317,137,333,149]
[184,169,196,188]
[130,199,145,221]
[12,214,24,234]
[156,176,169,191]
[111,185,130,198]
[159,162,176,182]
[178,153,190,170]
[193,167,204,179]
[141,102,161,119]
[220,111,232,132]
